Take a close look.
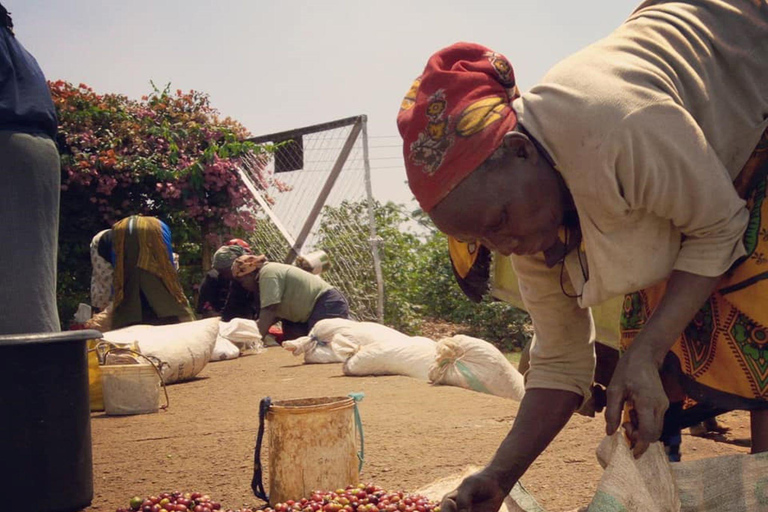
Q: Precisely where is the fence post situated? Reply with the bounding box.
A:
[361,118,385,323]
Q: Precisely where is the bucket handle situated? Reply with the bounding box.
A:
[348,392,365,473]
[100,346,170,411]
[251,396,272,503]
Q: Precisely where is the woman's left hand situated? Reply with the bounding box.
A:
[604,270,722,458]
[604,344,669,458]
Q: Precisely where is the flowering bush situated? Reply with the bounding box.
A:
[52,81,274,325]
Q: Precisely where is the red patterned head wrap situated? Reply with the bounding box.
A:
[226,238,252,253]
[397,42,520,212]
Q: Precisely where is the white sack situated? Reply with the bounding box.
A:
[102,318,219,384]
[429,335,525,401]
[283,335,345,364]
[218,318,265,355]
[284,318,409,365]
[590,430,768,512]
[334,330,436,380]
[310,318,436,379]
[310,318,412,346]
[210,335,241,361]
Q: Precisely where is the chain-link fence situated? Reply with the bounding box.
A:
[238,116,383,322]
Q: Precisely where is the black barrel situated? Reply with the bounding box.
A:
[0,330,102,512]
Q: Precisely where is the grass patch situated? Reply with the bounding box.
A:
[505,351,522,367]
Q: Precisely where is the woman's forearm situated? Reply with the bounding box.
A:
[257,306,278,337]
[485,388,581,492]
[628,270,721,367]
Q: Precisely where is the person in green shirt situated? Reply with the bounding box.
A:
[231,254,350,341]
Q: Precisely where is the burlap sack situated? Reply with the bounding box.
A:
[588,432,680,512]
[672,451,768,512]
[589,431,768,512]
[412,436,767,512]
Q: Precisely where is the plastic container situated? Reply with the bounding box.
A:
[296,250,331,275]
[263,396,360,504]
[101,363,161,415]
[0,329,102,512]
[88,339,142,412]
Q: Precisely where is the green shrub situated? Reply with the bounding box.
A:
[312,200,532,351]
[410,229,531,350]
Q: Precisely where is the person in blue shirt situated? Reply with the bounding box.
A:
[0,4,62,334]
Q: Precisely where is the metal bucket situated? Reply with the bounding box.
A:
[0,329,102,512]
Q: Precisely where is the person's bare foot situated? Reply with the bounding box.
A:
[689,422,707,437]
[689,417,730,437]
[703,416,730,434]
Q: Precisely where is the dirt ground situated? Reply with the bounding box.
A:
[85,345,752,512]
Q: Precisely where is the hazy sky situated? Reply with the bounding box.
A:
[9,0,639,205]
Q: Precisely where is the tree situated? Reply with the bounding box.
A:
[52,81,274,325]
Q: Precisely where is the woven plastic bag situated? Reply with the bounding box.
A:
[312,318,414,346]
[335,333,436,380]
[587,431,680,512]
[672,450,768,512]
[218,318,264,355]
[283,335,345,364]
[102,318,219,383]
[429,335,525,401]
[210,336,241,361]
[310,318,436,378]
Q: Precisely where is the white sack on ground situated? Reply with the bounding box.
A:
[429,335,525,401]
[284,318,414,365]
[283,335,345,364]
[102,317,219,383]
[218,318,265,355]
[334,331,436,380]
[311,318,414,346]
[210,335,240,361]
[310,318,435,379]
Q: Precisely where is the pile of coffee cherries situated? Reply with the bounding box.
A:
[116,492,225,512]
[116,484,441,512]
[266,484,441,512]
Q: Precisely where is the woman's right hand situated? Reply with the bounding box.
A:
[440,468,508,512]
[440,389,582,512]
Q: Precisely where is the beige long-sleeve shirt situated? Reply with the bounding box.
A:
[510,0,768,399]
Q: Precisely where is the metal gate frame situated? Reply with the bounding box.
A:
[238,115,385,322]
